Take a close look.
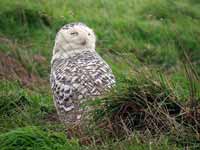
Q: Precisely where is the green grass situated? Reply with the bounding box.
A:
[0,0,200,149]
[0,126,80,150]
[0,80,54,133]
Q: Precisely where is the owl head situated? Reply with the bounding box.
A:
[53,22,96,55]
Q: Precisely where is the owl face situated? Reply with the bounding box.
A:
[54,23,96,54]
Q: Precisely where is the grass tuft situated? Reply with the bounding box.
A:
[87,68,200,149]
[0,126,80,150]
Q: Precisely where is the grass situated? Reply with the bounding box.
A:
[0,126,80,150]
[0,0,199,149]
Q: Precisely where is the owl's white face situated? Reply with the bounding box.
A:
[53,23,96,55]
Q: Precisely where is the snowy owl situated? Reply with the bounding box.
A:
[50,22,115,127]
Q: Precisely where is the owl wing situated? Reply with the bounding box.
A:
[50,51,115,112]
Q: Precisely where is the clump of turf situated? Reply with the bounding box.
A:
[0,126,80,150]
[92,71,181,136]
[87,67,200,148]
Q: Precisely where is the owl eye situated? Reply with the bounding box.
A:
[70,32,78,35]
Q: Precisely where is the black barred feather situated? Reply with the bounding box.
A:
[50,50,115,125]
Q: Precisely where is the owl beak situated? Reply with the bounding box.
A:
[81,40,87,45]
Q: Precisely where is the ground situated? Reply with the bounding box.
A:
[0,0,200,149]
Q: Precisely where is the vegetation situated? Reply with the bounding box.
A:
[0,0,199,149]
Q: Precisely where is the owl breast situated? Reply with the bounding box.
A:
[50,50,115,113]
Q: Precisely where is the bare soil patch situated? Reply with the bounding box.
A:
[0,52,43,86]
